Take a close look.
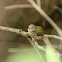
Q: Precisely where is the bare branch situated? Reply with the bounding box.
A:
[44,34,62,41]
[54,6,62,13]
[0,26,45,50]
[27,38,45,50]
[27,0,62,37]
[37,0,41,8]
[5,4,33,10]
[0,26,45,60]
[0,26,62,43]
[0,26,28,37]
[43,37,52,46]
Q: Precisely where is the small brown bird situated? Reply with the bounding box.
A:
[27,24,44,40]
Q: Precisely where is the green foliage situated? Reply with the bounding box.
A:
[6,49,42,62]
[0,60,5,62]
[45,46,61,62]
[5,46,61,62]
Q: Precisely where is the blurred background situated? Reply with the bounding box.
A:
[0,0,62,61]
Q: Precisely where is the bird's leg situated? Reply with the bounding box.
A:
[32,38,35,45]
[32,38,39,47]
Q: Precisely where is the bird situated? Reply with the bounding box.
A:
[27,24,44,40]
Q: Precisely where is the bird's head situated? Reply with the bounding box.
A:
[27,24,36,33]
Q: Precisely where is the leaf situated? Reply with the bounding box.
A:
[45,46,61,62]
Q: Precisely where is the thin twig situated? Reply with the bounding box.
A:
[54,6,62,13]
[28,38,45,51]
[5,4,33,10]
[44,34,62,49]
[43,37,52,46]
[44,34,62,41]
[0,26,28,37]
[37,0,41,8]
[27,0,62,37]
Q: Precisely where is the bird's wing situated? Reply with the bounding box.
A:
[36,26,44,36]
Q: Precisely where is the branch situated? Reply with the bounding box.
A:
[0,26,45,60]
[0,26,45,50]
[44,34,62,41]
[43,37,52,46]
[37,0,41,8]
[0,26,62,42]
[54,6,62,13]
[5,4,33,10]
[0,26,28,37]
[27,38,45,51]
[27,0,62,37]
[0,26,62,47]
[0,26,61,56]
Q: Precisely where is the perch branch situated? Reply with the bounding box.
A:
[0,26,62,47]
[0,26,61,56]
[27,0,62,37]
[0,26,45,60]
[0,26,45,51]
[0,26,28,37]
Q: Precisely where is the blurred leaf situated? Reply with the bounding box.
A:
[0,60,5,62]
[45,46,61,62]
[6,48,45,62]
[5,46,61,62]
